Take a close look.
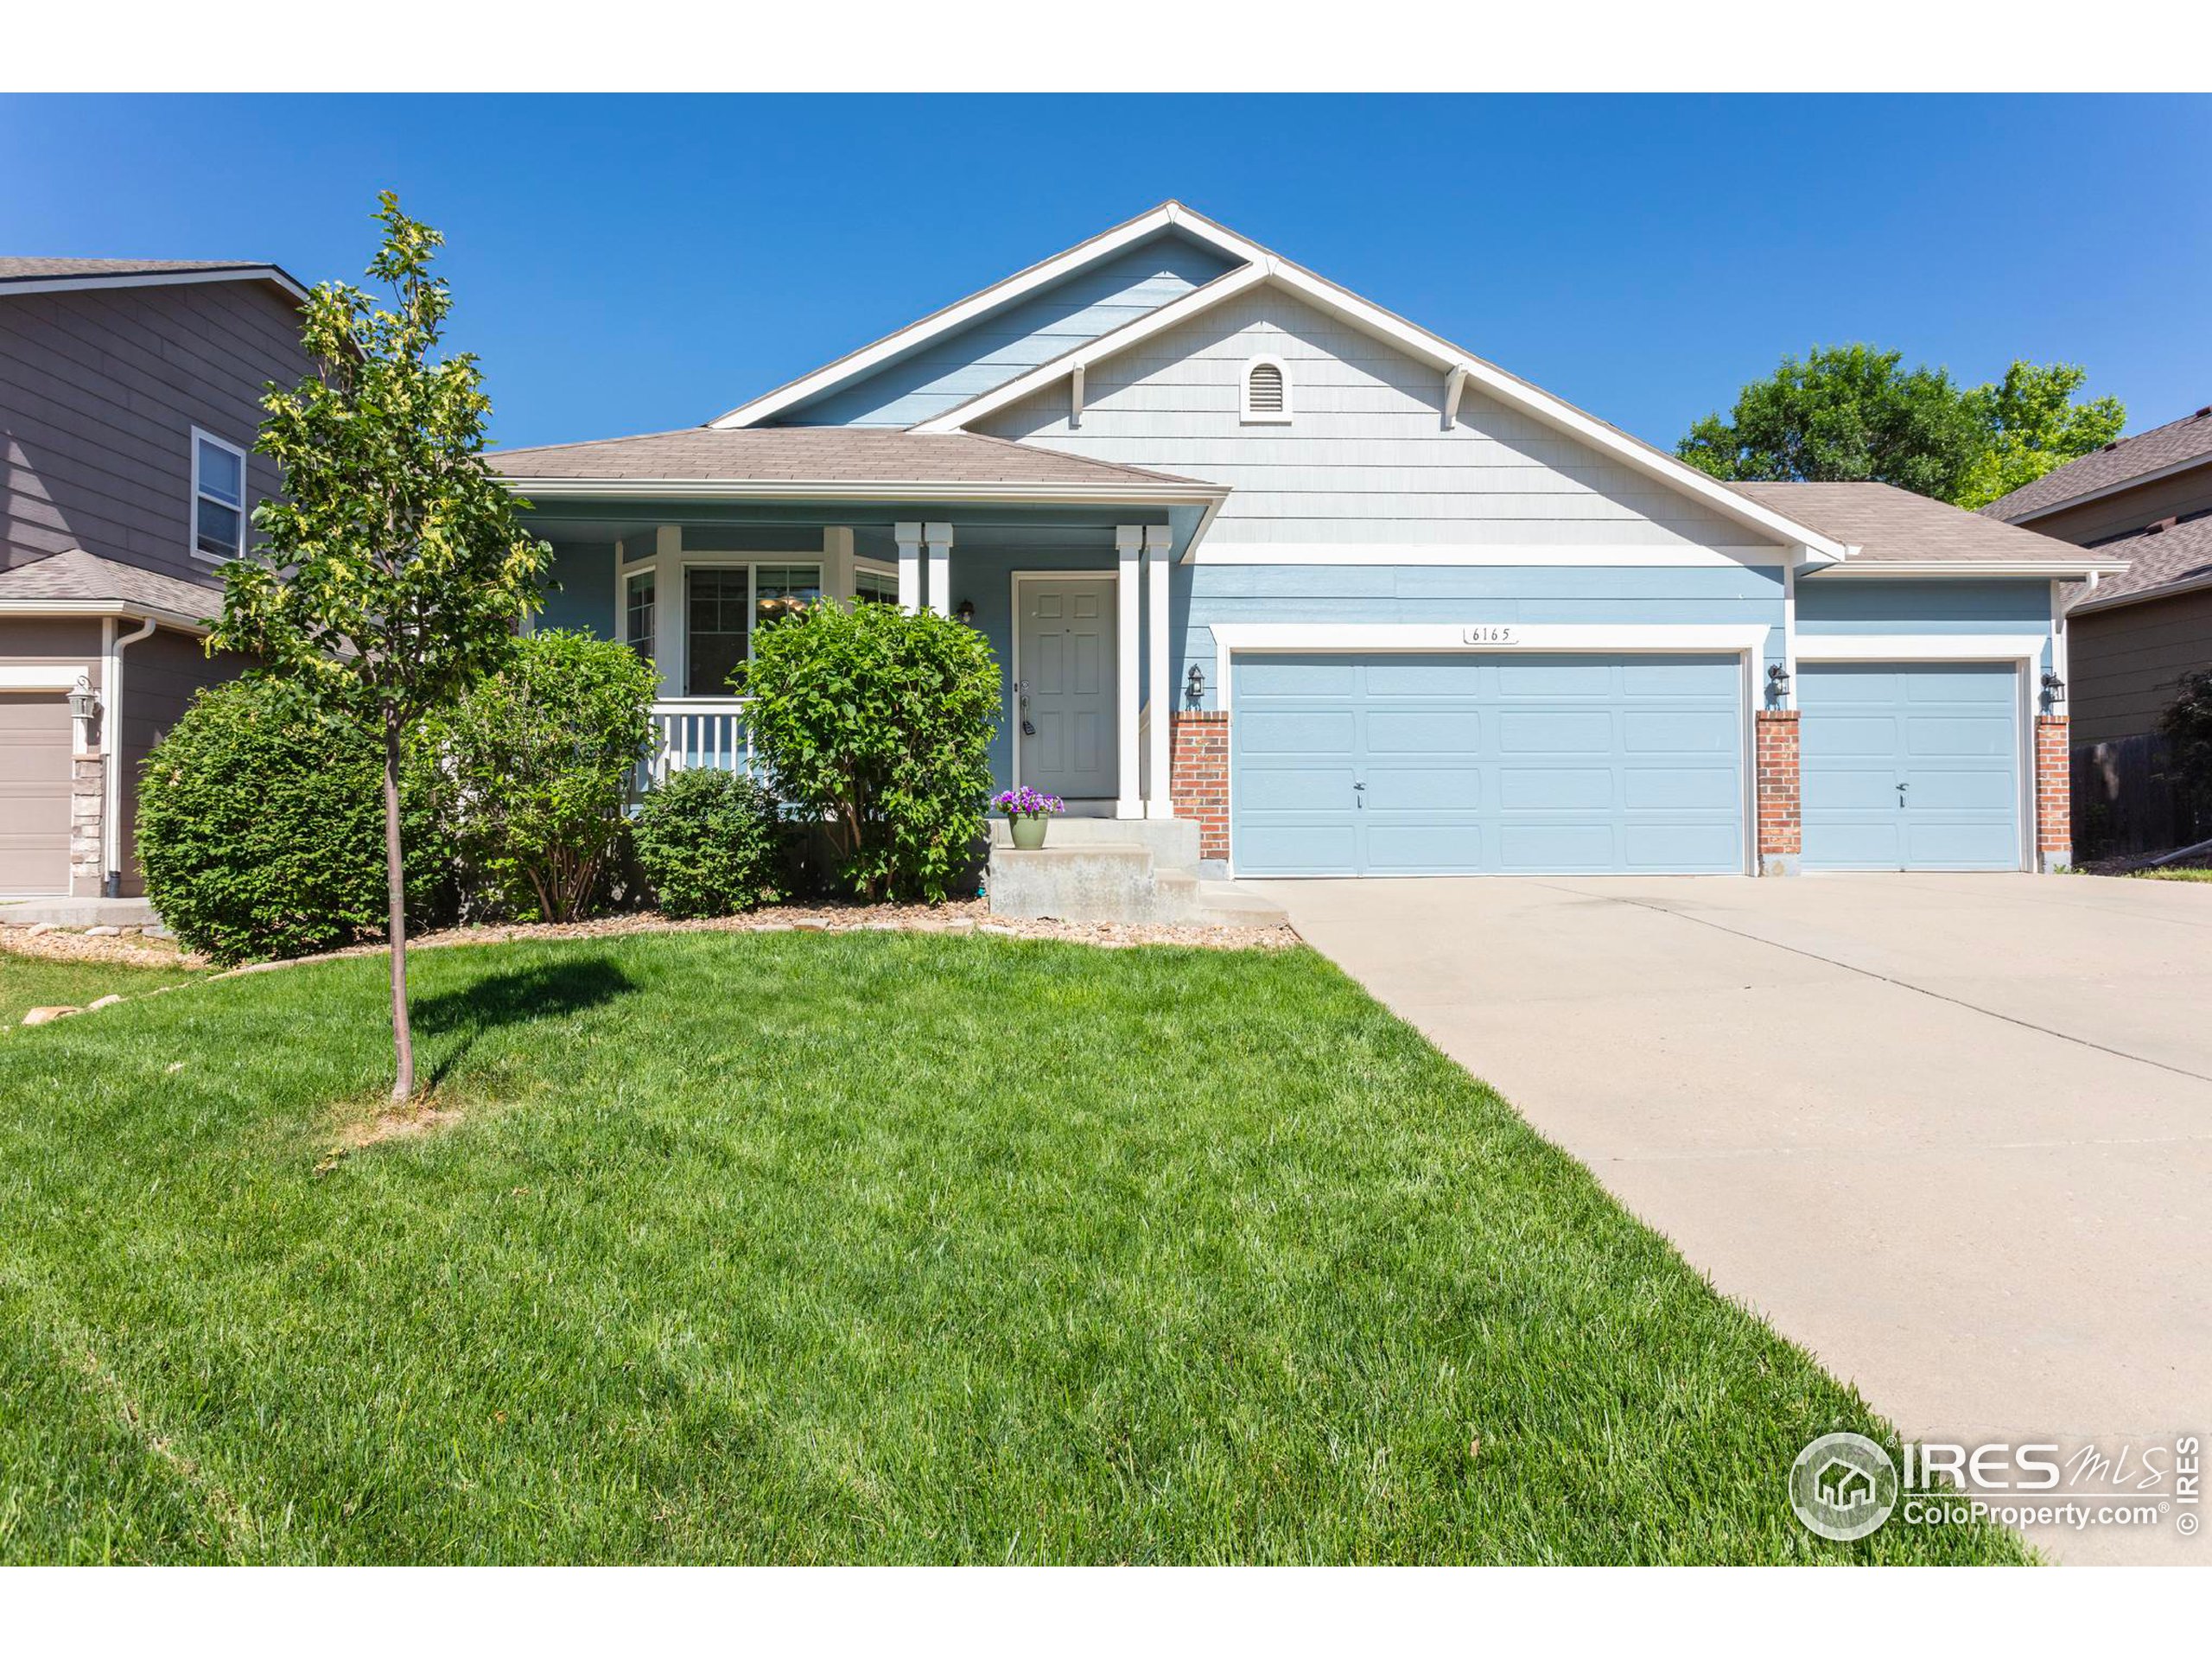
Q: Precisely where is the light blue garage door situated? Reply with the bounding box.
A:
[1799,662,2020,870]
[1230,652,1745,876]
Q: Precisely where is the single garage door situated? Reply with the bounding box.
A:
[1799,662,2020,870]
[1230,652,1745,876]
[0,691,73,894]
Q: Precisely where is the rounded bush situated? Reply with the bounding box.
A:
[631,767,785,918]
[738,601,999,903]
[137,677,455,964]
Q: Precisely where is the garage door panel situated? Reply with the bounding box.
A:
[1,691,73,894]
[1800,661,2019,871]
[1239,709,1356,755]
[1232,652,1744,876]
[1365,710,1482,753]
[1499,709,1612,753]
[1365,764,1483,811]
[1500,766,1613,810]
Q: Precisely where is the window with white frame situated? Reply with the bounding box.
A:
[683,562,823,696]
[1241,355,1291,423]
[624,569,656,663]
[854,565,900,607]
[191,429,249,561]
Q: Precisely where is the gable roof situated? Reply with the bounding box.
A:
[2066,514,2212,614]
[1980,404,2212,524]
[0,257,310,304]
[0,548,221,627]
[709,203,1262,430]
[488,427,1219,505]
[1730,482,2130,577]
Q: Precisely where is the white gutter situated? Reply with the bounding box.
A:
[0,598,213,632]
[103,614,157,897]
[501,476,1227,509]
[1804,558,2132,580]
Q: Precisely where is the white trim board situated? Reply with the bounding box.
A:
[709,202,1268,429]
[505,477,1223,511]
[0,664,92,690]
[0,265,309,304]
[1793,634,2045,663]
[1187,543,1790,568]
[1805,559,2129,580]
[0,600,212,634]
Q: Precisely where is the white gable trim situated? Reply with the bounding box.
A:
[914,255,1847,563]
[709,202,1263,430]
[0,265,309,305]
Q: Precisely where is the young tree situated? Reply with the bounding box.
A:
[1678,346,2125,509]
[212,193,548,1101]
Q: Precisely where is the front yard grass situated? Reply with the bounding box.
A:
[0,931,2027,1564]
[0,950,207,1027]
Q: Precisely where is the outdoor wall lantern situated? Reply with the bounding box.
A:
[1185,664,1206,707]
[956,598,976,625]
[1765,663,1791,695]
[2041,671,2066,697]
[67,681,100,722]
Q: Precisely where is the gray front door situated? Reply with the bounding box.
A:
[1016,577,1117,801]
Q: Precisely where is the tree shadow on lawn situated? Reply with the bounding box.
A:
[411,954,637,1088]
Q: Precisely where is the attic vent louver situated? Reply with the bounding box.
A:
[1242,356,1290,423]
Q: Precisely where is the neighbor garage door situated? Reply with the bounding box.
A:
[1799,662,2020,870]
[1230,652,1745,876]
[0,691,73,894]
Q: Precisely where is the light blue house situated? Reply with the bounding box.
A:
[491,203,2122,885]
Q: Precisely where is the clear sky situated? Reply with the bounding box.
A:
[4,93,2207,453]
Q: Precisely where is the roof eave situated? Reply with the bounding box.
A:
[0,264,311,306]
[498,475,1229,509]
[2068,566,2212,615]
[1806,558,2133,580]
[1993,451,2212,525]
[0,596,213,632]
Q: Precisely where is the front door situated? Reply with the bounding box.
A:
[1015,577,1117,801]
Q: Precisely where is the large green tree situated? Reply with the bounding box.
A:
[1678,345,2123,509]
[212,193,548,1102]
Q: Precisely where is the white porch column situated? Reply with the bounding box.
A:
[823,525,855,602]
[1143,524,1173,818]
[1115,524,1143,819]
[894,522,923,613]
[925,522,953,619]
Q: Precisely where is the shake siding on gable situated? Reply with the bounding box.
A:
[771,233,1238,429]
[978,288,1774,551]
[1,280,303,584]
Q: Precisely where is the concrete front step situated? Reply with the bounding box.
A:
[986,843,1287,929]
[987,815,1201,874]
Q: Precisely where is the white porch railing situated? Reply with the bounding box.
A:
[643,697,753,787]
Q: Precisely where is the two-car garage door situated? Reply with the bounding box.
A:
[1230,652,1747,875]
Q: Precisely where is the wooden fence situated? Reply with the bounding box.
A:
[2071,733,2210,858]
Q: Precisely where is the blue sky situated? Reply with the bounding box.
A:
[4,94,2207,452]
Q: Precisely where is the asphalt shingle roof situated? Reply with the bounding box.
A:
[1980,406,2212,524]
[0,548,223,619]
[0,257,272,283]
[1727,480,2109,566]
[2068,515,2212,610]
[486,427,1209,490]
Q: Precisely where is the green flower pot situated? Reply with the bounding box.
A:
[1010,816,1048,850]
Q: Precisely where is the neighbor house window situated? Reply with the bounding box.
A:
[191,429,249,561]
[625,570,656,664]
[1241,355,1291,423]
[683,562,823,696]
[854,566,900,607]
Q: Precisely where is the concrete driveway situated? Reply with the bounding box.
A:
[1259,873,2212,1564]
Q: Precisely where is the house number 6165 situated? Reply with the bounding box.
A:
[1461,625,1519,645]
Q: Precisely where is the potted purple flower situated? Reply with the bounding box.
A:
[993,785,1065,849]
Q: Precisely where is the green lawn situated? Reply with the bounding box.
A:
[2132,866,2212,882]
[0,931,2026,1564]
[0,951,207,1027]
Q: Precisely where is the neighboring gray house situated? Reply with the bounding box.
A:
[1982,406,2212,855]
[0,258,310,898]
[490,202,2120,899]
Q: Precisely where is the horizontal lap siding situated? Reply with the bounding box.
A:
[2067,588,2212,746]
[776,233,1237,429]
[982,288,1776,550]
[2,282,308,584]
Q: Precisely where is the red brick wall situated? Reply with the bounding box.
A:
[2036,714,2070,864]
[1169,710,1230,861]
[1755,709,1801,870]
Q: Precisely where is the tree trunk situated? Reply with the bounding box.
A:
[383,702,416,1103]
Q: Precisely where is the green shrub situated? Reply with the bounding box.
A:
[137,677,455,964]
[2162,669,2212,815]
[631,766,786,918]
[737,601,999,903]
[420,630,657,922]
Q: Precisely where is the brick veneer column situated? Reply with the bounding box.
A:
[1754,709,1801,875]
[1168,710,1230,861]
[2036,714,2071,871]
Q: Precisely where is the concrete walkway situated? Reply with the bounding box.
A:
[1259,872,2212,1563]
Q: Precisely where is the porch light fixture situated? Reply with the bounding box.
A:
[1185,664,1206,707]
[67,682,100,722]
[2041,671,2066,696]
[956,598,976,625]
[1765,663,1791,694]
